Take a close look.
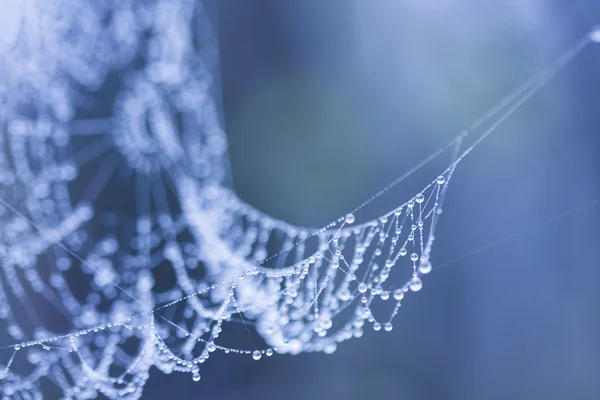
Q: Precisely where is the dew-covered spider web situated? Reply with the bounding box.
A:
[0,0,599,398]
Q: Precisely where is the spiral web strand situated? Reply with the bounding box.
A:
[0,1,599,398]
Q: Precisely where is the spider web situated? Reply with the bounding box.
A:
[0,1,598,398]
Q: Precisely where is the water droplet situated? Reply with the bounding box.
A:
[358,282,367,293]
[436,175,446,185]
[345,213,355,224]
[393,289,404,300]
[373,322,381,331]
[399,248,407,256]
[384,322,393,332]
[338,289,352,301]
[415,193,424,203]
[192,373,201,382]
[361,306,371,318]
[409,276,423,292]
[419,261,432,274]
[324,343,337,354]
[410,253,418,262]
[252,350,262,360]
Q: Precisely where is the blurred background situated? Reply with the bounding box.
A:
[143,1,600,399]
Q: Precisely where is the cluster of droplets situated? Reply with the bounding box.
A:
[0,155,453,397]
[172,166,454,360]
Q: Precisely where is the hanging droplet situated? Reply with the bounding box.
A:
[358,282,367,293]
[393,288,404,300]
[409,276,423,292]
[384,322,393,332]
[345,213,355,224]
[192,373,201,382]
[361,306,371,318]
[419,261,432,274]
[591,27,600,43]
[324,343,337,354]
[399,248,407,256]
[410,253,418,262]
[436,175,446,185]
[415,193,424,203]
[373,322,381,331]
[380,269,390,281]
[252,350,262,360]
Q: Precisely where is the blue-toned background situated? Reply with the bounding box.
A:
[142,1,600,399]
